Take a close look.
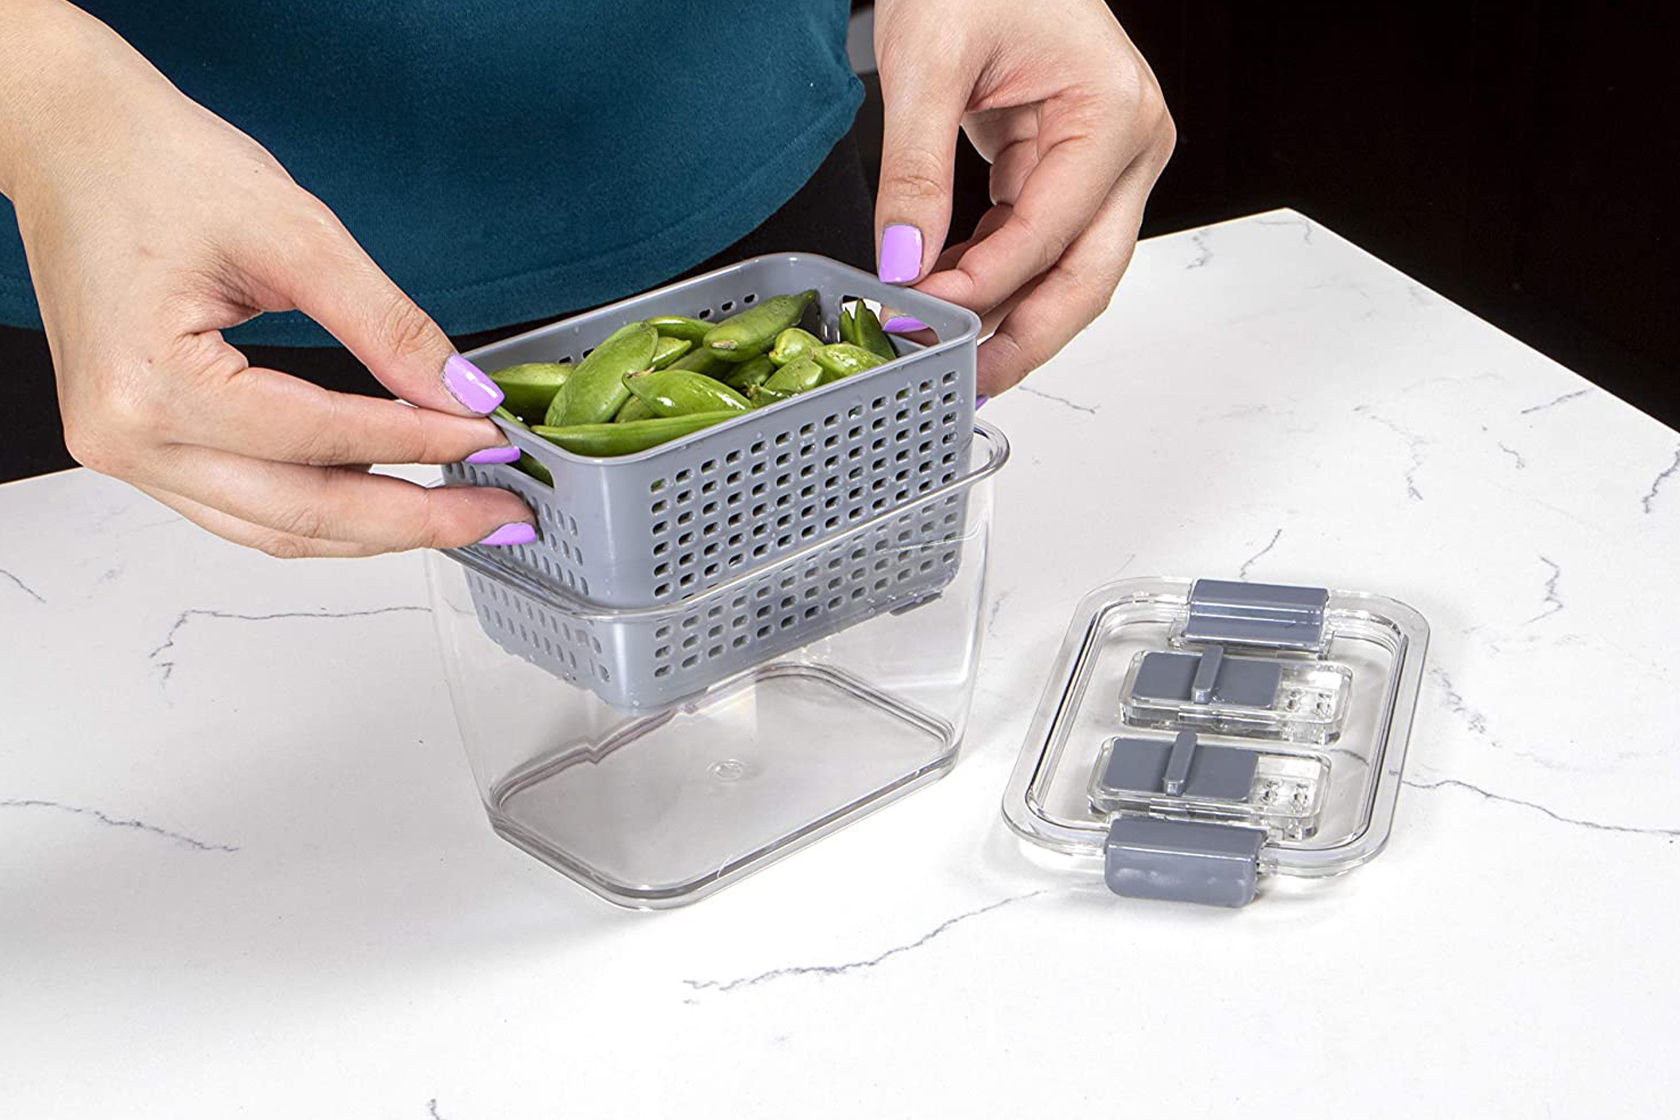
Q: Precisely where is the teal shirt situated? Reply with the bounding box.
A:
[0,1,861,345]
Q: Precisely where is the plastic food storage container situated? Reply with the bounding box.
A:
[426,423,1008,908]
[1004,577,1429,907]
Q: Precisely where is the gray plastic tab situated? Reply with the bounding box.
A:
[1185,579,1329,651]
[1103,817,1267,907]
[1161,729,1198,795]
[1133,650,1282,709]
[1190,644,1224,704]
[1099,733,1259,802]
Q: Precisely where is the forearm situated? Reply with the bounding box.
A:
[0,0,172,205]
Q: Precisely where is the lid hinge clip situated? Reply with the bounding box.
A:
[1184,578,1330,652]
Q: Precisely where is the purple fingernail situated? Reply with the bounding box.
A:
[443,353,504,414]
[478,522,537,546]
[878,224,923,284]
[882,315,929,334]
[976,395,989,410]
[466,445,521,465]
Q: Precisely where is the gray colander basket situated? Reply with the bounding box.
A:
[441,253,981,609]
[443,424,1007,712]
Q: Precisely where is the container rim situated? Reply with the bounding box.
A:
[470,251,984,466]
[439,419,1009,621]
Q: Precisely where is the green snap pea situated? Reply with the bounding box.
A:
[811,342,888,381]
[852,304,898,362]
[624,368,750,417]
[768,327,822,367]
[838,304,859,346]
[748,384,796,408]
[723,355,777,392]
[489,362,571,425]
[533,412,738,456]
[490,407,552,483]
[763,355,825,393]
[668,346,735,378]
[516,453,553,486]
[614,395,656,423]
[544,321,657,426]
[650,335,692,369]
[646,315,712,344]
[703,289,817,361]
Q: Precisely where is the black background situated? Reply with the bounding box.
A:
[856,1,1678,426]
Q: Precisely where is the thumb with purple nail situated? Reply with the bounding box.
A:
[872,0,1176,400]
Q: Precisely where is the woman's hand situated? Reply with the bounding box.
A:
[0,0,533,557]
[871,0,1175,397]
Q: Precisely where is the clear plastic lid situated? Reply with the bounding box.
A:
[1003,577,1429,906]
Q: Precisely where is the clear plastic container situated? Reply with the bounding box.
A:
[425,424,1008,909]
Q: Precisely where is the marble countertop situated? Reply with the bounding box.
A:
[4,210,1677,1118]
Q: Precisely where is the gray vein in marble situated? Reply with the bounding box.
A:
[0,798,239,852]
[1237,529,1283,580]
[986,591,1009,639]
[1493,488,1614,543]
[1017,386,1099,415]
[682,890,1051,994]
[1309,278,1375,313]
[115,514,185,537]
[1498,442,1527,469]
[1185,229,1213,269]
[1211,403,1270,420]
[1527,556,1563,624]
[1405,283,1431,306]
[1401,778,1680,838]
[1430,667,1503,750]
[149,606,429,685]
[1429,666,1581,773]
[91,503,130,531]
[1519,388,1591,415]
[1403,371,1504,396]
[0,564,46,604]
[1255,215,1314,244]
[426,1100,446,1120]
[1641,446,1680,515]
[1356,407,1425,500]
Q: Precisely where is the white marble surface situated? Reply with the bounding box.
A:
[3,210,1678,1117]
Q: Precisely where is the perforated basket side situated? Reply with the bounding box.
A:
[462,492,971,711]
[442,253,980,608]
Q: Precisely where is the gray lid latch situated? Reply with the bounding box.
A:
[1184,578,1329,652]
[1100,728,1268,907]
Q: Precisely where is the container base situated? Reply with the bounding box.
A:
[483,662,961,909]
